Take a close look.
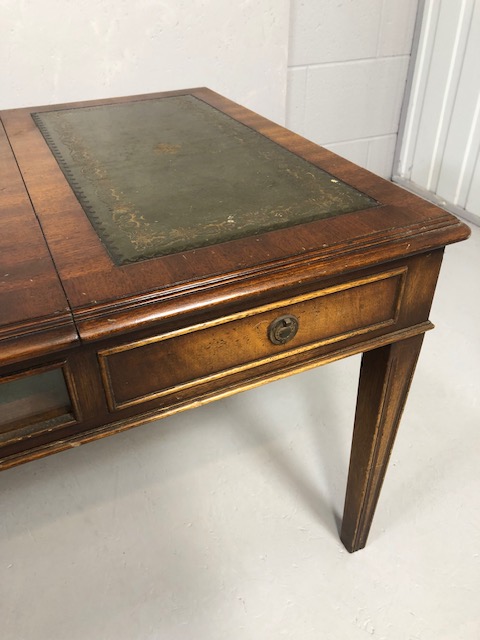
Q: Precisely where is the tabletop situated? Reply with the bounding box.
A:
[0,88,470,351]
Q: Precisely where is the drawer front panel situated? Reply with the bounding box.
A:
[99,268,405,410]
[0,362,79,445]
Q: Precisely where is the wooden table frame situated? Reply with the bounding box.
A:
[0,89,470,552]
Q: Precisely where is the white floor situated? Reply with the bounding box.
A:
[1,223,479,640]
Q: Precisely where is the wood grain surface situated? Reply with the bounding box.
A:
[0,89,471,551]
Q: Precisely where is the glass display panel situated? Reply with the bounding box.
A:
[32,96,377,265]
[0,367,72,439]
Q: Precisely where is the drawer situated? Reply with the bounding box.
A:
[98,267,406,411]
[0,362,79,445]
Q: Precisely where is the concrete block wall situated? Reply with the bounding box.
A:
[287,0,420,178]
[1,1,419,179]
[0,0,290,125]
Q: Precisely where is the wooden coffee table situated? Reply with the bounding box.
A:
[0,88,470,552]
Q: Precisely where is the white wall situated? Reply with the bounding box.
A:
[0,0,290,125]
[1,0,419,178]
[287,0,419,178]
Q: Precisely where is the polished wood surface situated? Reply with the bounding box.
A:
[0,89,470,552]
[0,89,468,342]
[341,334,425,552]
[0,123,78,367]
[99,267,404,411]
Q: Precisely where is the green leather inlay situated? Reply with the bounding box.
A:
[32,96,377,265]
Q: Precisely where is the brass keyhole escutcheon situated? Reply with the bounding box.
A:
[268,314,299,345]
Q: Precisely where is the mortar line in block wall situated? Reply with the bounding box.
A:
[288,54,411,71]
[326,133,398,146]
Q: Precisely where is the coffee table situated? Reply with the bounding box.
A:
[0,88,470,552]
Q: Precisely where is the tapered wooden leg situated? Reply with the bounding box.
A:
[340,334,425,553]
